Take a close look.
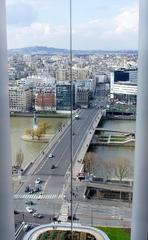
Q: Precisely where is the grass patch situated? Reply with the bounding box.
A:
[98,227,130,240]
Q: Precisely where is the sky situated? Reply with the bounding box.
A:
[6,0,139,50]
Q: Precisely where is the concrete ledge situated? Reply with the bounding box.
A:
[23,223,110,240]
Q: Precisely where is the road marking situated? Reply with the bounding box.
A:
[14,194,63,200]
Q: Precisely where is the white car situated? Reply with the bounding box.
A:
[35,178,41,184]
[48,153,53,158]
[26,207,34,213]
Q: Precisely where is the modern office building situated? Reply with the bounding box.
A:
[110,69,138,103]
[114,69,137,83]
[56,83,75,111]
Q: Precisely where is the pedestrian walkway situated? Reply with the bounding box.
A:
[14,193,63,200]
[58,201,70,222]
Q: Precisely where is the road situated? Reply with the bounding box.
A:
[34,108,100,176]
[14,107,132,230]
[14,109,101,215]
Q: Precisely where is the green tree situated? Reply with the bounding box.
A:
[38,122,50,134]
[25,128,32,135]
[34,128,43,140]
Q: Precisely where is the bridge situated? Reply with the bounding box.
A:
[14,109,104,221]
[32,109,103,176]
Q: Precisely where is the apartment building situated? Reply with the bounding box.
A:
[35,90,56,111]
[9,86,32,112]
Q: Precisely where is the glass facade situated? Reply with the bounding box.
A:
[56,84,75,110]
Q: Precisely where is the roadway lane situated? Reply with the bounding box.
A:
[36,109,99,176]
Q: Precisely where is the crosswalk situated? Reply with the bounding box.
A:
[14,193,63,200]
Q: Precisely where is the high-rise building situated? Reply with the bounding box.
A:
[56,83,75,111]
[76,89,90,109]
[110,69,138,103]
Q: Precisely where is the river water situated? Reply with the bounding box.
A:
[10,117,67,167]
[90,119,136,178]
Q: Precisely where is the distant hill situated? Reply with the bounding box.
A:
[8,46,138,55]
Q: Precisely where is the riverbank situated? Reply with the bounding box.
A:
[10,111,70,118]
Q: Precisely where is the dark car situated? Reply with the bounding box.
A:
[25,201,34,205]
[25,186,30,193]
[14,210,19,215]
[51,164,56,169]
[29,189,34,194]
[68,214,77,220]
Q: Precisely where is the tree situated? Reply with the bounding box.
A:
[25,128,35,139]
[15,149,24,169]
[83,152,96,174]
[101,159,114,180]
[113,157,130,182]
[25,128,32,135]
[38,122,50,134]
[34,128,43,140]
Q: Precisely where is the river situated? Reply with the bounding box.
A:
[90,119,136,178]
[10,117,67,167]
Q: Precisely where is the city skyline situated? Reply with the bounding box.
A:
[6,0,138,50]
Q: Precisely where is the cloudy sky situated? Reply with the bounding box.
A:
[6,0,139,50]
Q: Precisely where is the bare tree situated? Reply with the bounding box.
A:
[15,149,24,169]
[101,159,114,180]
[113,157,130,182]
[83,152,97,174]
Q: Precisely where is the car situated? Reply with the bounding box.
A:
[25,186,30,193]
[23,224,34,232]
[48,153,53,158]
[75,114,79,119]
[35,178,41,184]
[14,210,19,215]
[26,207,34,213]
[68,214,77,220]
[34,186,41,192]
[77,159,81,163]
[28,189,34,194]
[32,213,44,218]
[25,201,34,205]
[51,164,56,169]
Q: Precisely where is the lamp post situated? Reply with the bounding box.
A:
[0,1,15,239]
